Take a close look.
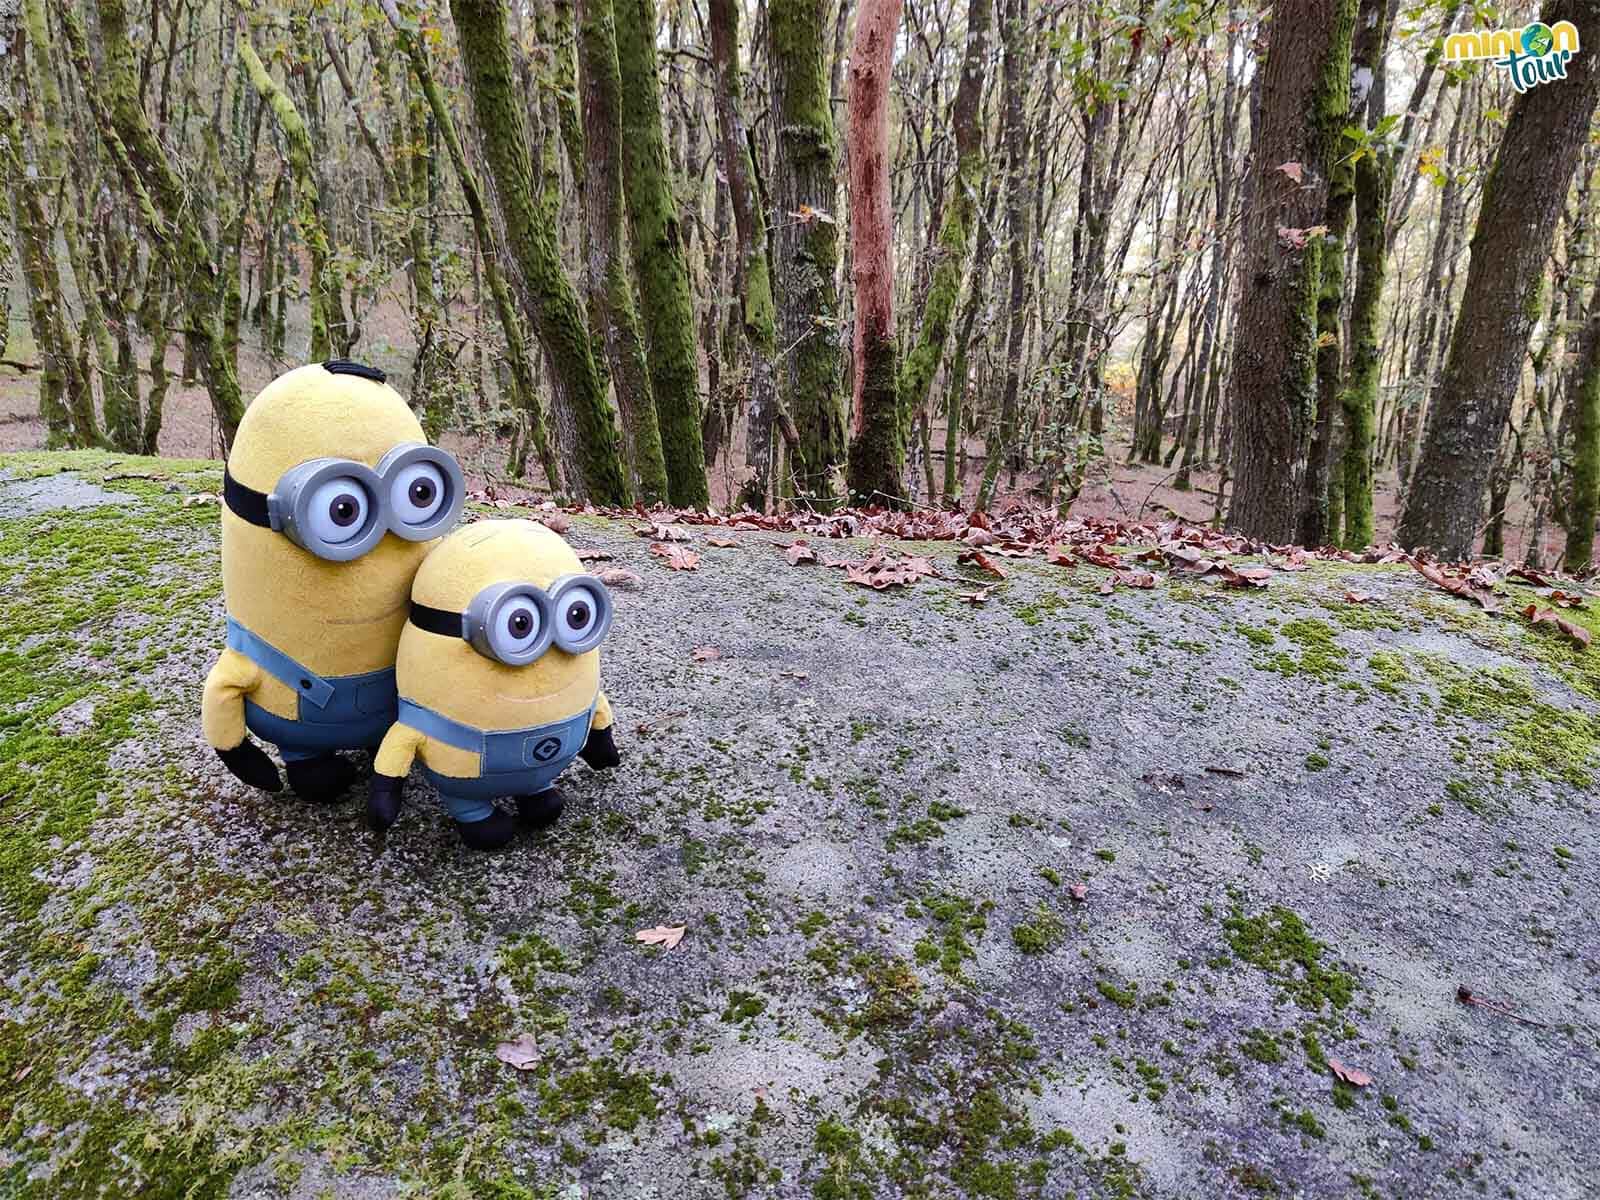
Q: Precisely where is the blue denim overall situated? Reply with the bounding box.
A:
[228,617,398,762]
[397,697,596,823]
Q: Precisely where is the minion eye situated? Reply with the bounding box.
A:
[490,596,543,658]
[391,462,447,525]
[306,477,371,544]
[557,587,599,641]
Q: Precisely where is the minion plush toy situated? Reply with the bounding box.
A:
[202,361,465,801]
[365,519,621,849]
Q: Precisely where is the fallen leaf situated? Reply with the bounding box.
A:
[1219,564,1271,588]
[1098,578,1115,595]
[963,526,997,547]
[1343,590,1377,604]
[577,548,614,562]
[707,536,738,548]
[1523,604,1591,648]
[691,645,721,662]
[539,512,571,534]
[960,549,1008,579]
[649,544,700,571]
[1115,570,1160,589]
[182,492,220,506]
[495,1033,540,1071]
[635,925,687,950]
[1327,1059,1371,1087]
[1046,544,1076,567]
[1548,589,1586,608]
[956,586,994,605]
[638,523,691,541]
[1068,883,1088,902]
[785,541,818,565]
[1277,160,1304,184]
[1511,566,1555,587]
[595,567,643,588]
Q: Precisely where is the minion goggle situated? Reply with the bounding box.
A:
[223,443,465,562]
[409,575,614,666]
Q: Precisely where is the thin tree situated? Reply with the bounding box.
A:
[845,0,908,503]
[1400,0,1600,558]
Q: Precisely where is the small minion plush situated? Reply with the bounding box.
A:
[366,518,621,849]
[202,361,465,801]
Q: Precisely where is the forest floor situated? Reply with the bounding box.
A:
[0,305,1582,567]
[2,449,1598,1199]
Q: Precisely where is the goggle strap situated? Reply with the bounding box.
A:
[410,602,465,639]
[222,468,273,529]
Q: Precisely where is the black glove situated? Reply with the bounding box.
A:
[216,738,282,792]
[579,724,620,769]
[368,772,405,831]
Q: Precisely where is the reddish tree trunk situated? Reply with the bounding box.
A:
[844,0,906,504]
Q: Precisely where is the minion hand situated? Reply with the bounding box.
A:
[579,725,620,770]
[216,738,283,792]
[368,772,405,832]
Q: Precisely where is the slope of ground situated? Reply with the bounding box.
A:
[1,451,1597,1199]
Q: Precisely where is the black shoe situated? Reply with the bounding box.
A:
[515,787,567,829]
[284,754,360,803]
[216,738,282,792]
[368,772,404,832]
[456,808,516,850]
[579,725,620,769]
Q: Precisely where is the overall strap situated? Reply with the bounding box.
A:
[397,698,486,755]
[225,617,336,710]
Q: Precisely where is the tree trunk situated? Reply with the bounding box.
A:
[1564,306,1600,573]
[1226,0,1356,542]
[898,0,991,459]
[1340,0,1396,550]
[943,180,1000,505]
[976,0,1031,511]
[769,0,847,507]
[576,0,671,502]
[1400,0,1600,558]
[449,0,628,503]
[708,0,785,512]
[844,0,907,504]
[614,0,709,507]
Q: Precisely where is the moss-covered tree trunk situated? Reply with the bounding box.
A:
[576,0,671,503]
[708,0,785,512]
[976,0,1031,511]
[614,0,709,507]
[769,0,847,508]
[449,0,627,504]
[843,0,906,504]
[1564,307,1600,573]
[1226,0,1356,542]
[900,0,990,450]
[237,32,338,364]
[84,0,245,448]
[1400,0,1600,557]
[942,180,999,504]
[1339,0,1396,551]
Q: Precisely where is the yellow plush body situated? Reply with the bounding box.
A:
[374,519,615,786]
[200,363,439,756]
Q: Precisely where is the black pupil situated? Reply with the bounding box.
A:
[567,601,591,630]
[409,478,436,506]
[329,493,360,526]
[509,610,532,637]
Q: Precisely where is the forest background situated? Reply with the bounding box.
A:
[3,0,1599,568]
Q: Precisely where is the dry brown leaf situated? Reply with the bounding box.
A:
[1116,570,1160,589]
[635,925,686,950]
[707,536,738,548]
[956,586,994,605]
[539,512,572,535]
[1549,589,1586,608]
[963,526,997,547]
[1068,883,1088,902]
[1327,1059,1371,1088]
[638,523,690,541]
[651,544,700,571]
[182,492,220,507]
[691,645,721,662]
[577,548,614,562]
[495,1033,540,1071]
[960,549,1008,579]
[1098,578,1115,595]
[1343,590,1377,604]
[785,541,819,565]
[1047,544,1076,567]
[1277,160,1304,183]
[595,567,642,589]
[1523,604,1591,648]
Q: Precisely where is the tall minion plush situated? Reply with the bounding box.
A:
[202,361,465,800]
[366,519,621,849]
